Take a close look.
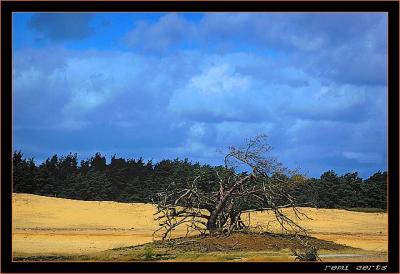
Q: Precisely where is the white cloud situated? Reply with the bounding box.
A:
[123,13,195,53]
[189,63,251,95]
[289,35,325,51]
[62,52,143,113]
[343,152,384,164]
[190,123,206,138]
[13,69,39,95]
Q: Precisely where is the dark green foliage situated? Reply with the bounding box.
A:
[12,151,387,210]
[360,171,387,209]
[13,151,37,194]
[90,153,106,172]
[285,170,387,210]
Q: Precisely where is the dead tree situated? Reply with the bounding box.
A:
[153,134,312,240]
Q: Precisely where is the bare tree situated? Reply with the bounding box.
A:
[153,134,311,240]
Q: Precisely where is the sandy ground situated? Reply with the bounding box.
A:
[12,193,388,257]
[242,208,388,252]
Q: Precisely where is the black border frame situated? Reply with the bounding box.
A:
[1,1,399,273]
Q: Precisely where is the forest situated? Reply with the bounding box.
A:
[12,151,387,211]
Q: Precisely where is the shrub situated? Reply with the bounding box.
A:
[143,246,155,260]
[291,245,320,261]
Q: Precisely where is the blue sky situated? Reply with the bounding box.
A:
[12,12,388,178]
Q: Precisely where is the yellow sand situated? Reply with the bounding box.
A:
[12,193,388,255]
[242,208,388,251]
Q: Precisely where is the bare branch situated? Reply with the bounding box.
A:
[153,134,311,239]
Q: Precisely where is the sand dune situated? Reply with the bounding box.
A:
[12,193,388,255]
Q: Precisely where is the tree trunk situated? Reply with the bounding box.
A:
[207,199,226,234]
[206,216,217,233]
[206,174,252,234]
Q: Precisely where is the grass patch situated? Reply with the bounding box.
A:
[13,239,387,262]
[12,252,93,261]
[86,245,174,261]
[91,232,360,262]
[13,255,73,261]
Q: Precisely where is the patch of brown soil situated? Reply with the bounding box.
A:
[155,232,350,253]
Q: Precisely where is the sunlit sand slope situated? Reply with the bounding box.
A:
[242,208,387,252]
[12,193,387,255]
[13,193,174,255]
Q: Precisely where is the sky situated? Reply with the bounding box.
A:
[12,12,388,178]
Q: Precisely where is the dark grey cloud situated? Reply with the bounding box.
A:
[28,13,95,41]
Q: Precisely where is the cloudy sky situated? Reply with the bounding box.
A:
[12,12,388,178]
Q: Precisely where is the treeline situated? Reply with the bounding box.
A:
[12,151,387,210]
